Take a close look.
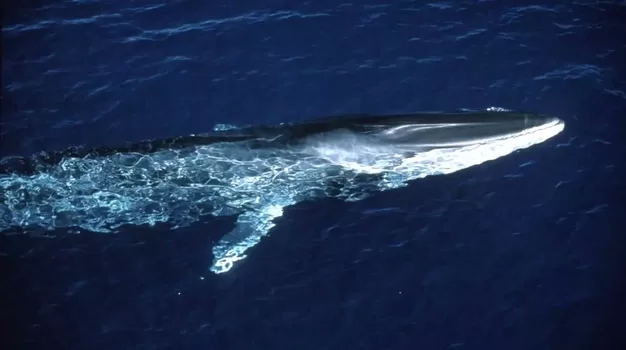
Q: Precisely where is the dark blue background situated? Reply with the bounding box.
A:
[2,1,625,349]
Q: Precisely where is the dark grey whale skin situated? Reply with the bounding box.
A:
[0,111,560,175]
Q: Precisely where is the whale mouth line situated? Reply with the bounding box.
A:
[369,117,565,150]
[464,117,565,145]
[0,110,566,274]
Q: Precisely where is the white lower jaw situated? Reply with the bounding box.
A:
[313,119,566,182]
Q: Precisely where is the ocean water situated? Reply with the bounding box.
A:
[1,1,625,349]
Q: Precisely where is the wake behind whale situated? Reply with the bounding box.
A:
[0,110,565,273]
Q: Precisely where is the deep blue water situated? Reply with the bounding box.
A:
[2,0,625,349]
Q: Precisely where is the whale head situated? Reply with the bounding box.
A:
[369,112,564,148]
[301,112,565,179]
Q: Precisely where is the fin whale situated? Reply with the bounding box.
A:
[0,110,565,273]
[0,111,560,174]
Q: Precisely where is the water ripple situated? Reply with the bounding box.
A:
[532,64,608,82]
[119,10,331,43]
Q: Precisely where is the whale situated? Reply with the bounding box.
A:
[0,109,565,273]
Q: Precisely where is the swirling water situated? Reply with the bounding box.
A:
[2,1,625,349]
